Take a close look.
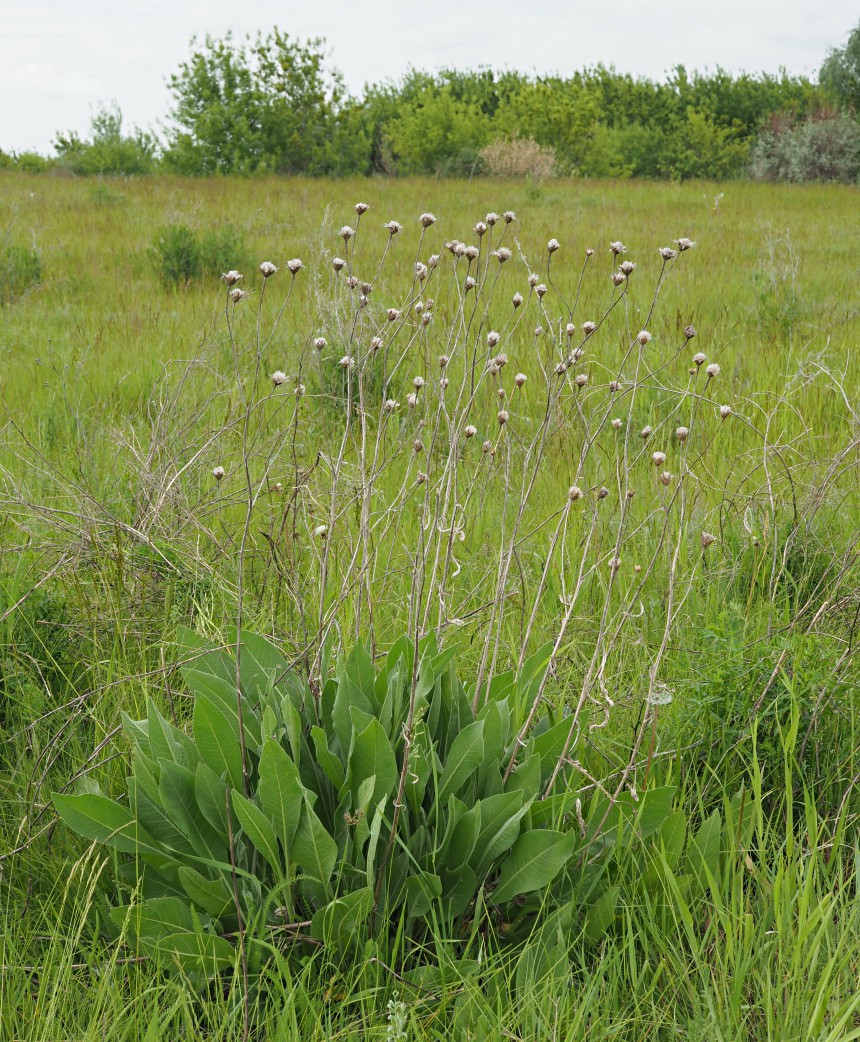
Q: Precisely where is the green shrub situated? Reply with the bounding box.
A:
[53,629,717,980]
[149,224,247,287]
[0,240,42,305]
[749,112,860,183]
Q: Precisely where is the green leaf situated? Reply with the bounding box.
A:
[115,896,195,941]
[343,642,379,711]
[446,804,482,866]
[311,726,345,790]
[293,804,338,906]
[634,786,677,839]
[310,887,373,948]
[178,866,233,918]
[472,792,530,876]
[153,931,236,977]
[181,670,262,751]
[194,762,230,838]
[687,810,722,889]
[584,884,619,942]
[159,760,225,863]
[492,830,576,904]
[53,793,165,859]
[347,717,398,809]
[193,694,245,792]
[332,674,373,758]
[438,719,485,803]
[441,865,477,922]
[529,715,575,786]
[231,790,283,876]
[403,871,442,919]
[258,739,303,851]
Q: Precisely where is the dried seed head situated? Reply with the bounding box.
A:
[412,376,425,390]
[609,241,626,256]
[346,274,360,289]
[554,360,568,375]
[359,294,370,308]
[313,524,328,539]
[659,246,678,260]
[415,261,428,281]
[414,301,424,314]
[688,367,697,375]
[338,355,355,369]
[582,321,597,335]
[627,489,636,499]
[406,392,418,408]
[693,352,706,366]
[634,563,642,572]
[512,291,523,308]
[487,331,501,348]
[641,426,652,440]
[384,220,402,235]
[571,347,584,361]
[585,247,595,257]
[474,221,488,237]
[660,470,672,486]
[611,272,626,286]
[439,374,448,387]
[286,258,303,274]
[597,486,610,499]
[528,272,540,287]
[464,424,478,438]
[413,438,424,453]
[575,373,589,387]
[568,485,583,500]
[212,465,225,480]
[259,261,278,278]
[535,326,544,337]
[651,451,667,465]
[485,211,499,226]
[354,201,369,215]
[566,322,576,338]
[222,270,243,286]
[497,409,509,425]
[676,426,689,441]
[495,352,508,367]
[488,361,500,376]
[428,253,439,269]
[685,324,698,340]
[619,260,636,275]
[332,256,346,271]
[675,237,696,251]
[497,387,506,399]
[609,556,622,572]
[609,380,621,392]
[611,417,623,430]
[416,471,428,484]
[295,383,305,397]
[547,238,561,253]
[387,308,400,322]
[271,370,287,386]
[464,275,477,291]
[503,210,516,223]
[383,398,398,413]
[438,354,450,369]
[706,363,720,378]
[340,225,355,241]
[719,404,732,419]
[536,283,548,298]
[701,531,716,548]
[514,372,527,387]
[465,245,480,261]
[314,336,327,351]
[637,330,652,345]
[419,212,437,227]
[370,336,383,351]
[493,246,512,263]
[229,287,248,304]
[273,482,283,492]
[482,439,494,454]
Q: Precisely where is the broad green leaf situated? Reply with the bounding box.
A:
[129,775,195,855]
[529,715,575,785]
[505,753,542,800]
[659,809,687,869]
[438,720,485,802]
[343,642,379,711]
[687,810,722,889]
[121,713,151,757]
[365,797,388,889]
[404,872,442,919]
[584,884,619,942]
[446,804,482,866]
[331,674,373,758]
[53,793,165,859]
[492,830,576,904]
[194,762,230,838]
[232,790,283,876]
[193,694,245,792]
[634,786,677,839]
[310,887,373,947]
[113,896,195,941]
[441,865,477,922]
[347,718,398,808]
[152,930,236,976]
[471,792,530,876]
[311,726,345,790]
[175,625,234,685]
[178,866,233,918]
[159,759,225,862]
[181,670,262,751]
[293,804,338,906]
[258,739,303,851]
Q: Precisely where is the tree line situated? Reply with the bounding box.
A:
[3,23,860,182]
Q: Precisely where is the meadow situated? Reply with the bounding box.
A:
[0,171,858,1041]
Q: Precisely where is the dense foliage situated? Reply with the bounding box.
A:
[5,23,860,181]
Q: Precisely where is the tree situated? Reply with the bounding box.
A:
[819,19,860,111]
[54,104,158,175]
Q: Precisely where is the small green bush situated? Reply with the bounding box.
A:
[149,224,247,287]
[749,112,860,183]
[0,241,42,305]
[53,629,721,980]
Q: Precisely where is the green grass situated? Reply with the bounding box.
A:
[0,171,858,1040]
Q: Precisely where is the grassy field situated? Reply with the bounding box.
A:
[0,172,858,1041]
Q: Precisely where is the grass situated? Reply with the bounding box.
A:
[0,170,858,1041]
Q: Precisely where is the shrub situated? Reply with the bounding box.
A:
[0,240,42,305]
[480,137,557,179]
[749,111,860,183]
[149,224,247,287]
[52,628,709,978]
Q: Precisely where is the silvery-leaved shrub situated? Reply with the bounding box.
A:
[53,629,721,979]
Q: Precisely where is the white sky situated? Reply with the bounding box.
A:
[2,0,856,154]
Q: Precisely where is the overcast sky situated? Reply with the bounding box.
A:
[2,0,857,154]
